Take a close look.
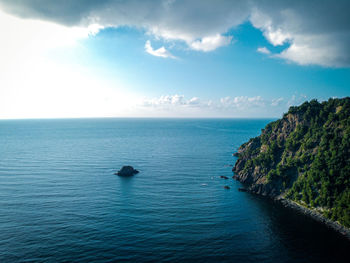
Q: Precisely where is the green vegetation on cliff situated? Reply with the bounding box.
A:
[233,97,350,228]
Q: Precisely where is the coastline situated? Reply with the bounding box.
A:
[236,184,350,241]
[275,197,350,241]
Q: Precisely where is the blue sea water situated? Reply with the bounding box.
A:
[0,118,348,263]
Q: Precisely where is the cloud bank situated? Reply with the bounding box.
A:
[139,94,297,118]
[0,0,349,67]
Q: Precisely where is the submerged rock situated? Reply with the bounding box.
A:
[220,176,229,179]
[115,166,139,176]
[224,186,230,190]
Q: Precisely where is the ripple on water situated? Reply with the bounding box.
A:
[0,118,348,263]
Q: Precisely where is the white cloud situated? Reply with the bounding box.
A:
[275,40,342,67]
[220,96,266,109]
[250,3,350,67]
[142,94,201,107]
[2,0,350,66]
[188,97,200,105]
[266,28,291,46]
[139,94,296,117]
[138,94,210,117]
[257,47,271,55]
[0,1,350,66]
[271,97,284,106]
[250,9,291,47]
[190,34,232,52]
[145,40,176,58]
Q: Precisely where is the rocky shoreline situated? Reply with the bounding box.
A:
[237,185,350,241]
[276,197,350,241]
[233,98,350,231]
[232,98,350,239]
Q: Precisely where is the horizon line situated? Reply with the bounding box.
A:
[0,116,280,121]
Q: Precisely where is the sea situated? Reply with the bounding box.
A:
[0,118,348,262]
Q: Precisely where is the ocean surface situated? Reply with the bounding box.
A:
[0,118,348,262]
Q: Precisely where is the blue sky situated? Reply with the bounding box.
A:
[83,24,350,99]
[0,0,349,118]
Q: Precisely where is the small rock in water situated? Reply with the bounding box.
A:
[224,186,230,190]
[115,166,139,176]
[220,176,229,179]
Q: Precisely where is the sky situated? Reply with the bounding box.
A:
[0,0,349,119]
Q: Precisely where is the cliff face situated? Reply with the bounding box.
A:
[233,97,350,228]
[233,111,304,196]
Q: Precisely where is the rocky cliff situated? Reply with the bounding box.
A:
[233,97,350,228]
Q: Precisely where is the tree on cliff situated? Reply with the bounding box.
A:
[233,97,350,228]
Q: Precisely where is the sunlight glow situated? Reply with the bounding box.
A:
[0,10,139,119]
